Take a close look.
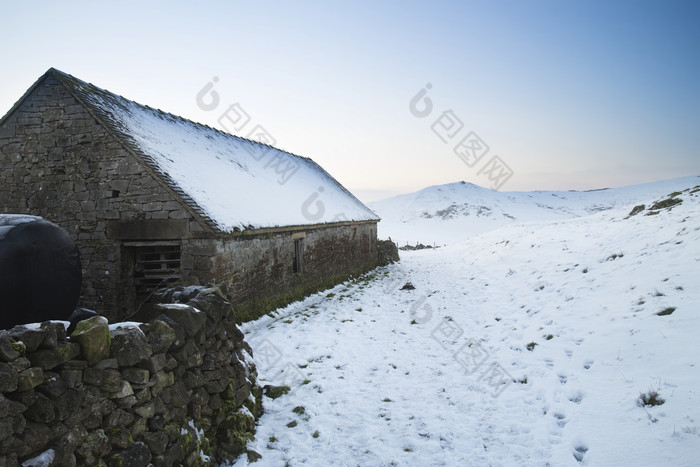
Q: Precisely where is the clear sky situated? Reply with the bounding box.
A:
[1,0,698,201]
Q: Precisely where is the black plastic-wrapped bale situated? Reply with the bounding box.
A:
[0,215,82,329]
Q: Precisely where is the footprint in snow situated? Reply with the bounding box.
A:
[547,410,568,444]
[568,390,585,404]
[573,443,589,463]
[553,412,567,428]
[583,360,594,370]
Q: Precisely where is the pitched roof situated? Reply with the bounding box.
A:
[28,68,379,233]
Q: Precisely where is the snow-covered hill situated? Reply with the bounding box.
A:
[233,181,700,466]
[369,176,700,246]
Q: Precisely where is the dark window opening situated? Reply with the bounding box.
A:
[293,238,303,274]
[111,190,120,198]
[133,244,181,297]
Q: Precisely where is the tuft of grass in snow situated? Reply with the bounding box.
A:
[650,197,682,211]
[638,390,665,407]
[526,342,537,351]
[628,204,646,216]
[605,252,624,261]
[657,307,676,316]
[292,406,306,415]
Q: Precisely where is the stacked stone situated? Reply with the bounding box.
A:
[0,287,262,466]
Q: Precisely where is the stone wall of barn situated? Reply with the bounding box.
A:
[185,222,378,321]
[0,76,203,321]
[0,287,262,466]
[0,75,380,324]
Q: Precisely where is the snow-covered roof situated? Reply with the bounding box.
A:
[47,68,378,233]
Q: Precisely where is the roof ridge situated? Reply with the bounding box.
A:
[48,68,222,231]
[41,68,378,230]
[48,68,311,162]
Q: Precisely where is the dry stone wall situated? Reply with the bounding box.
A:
[0,287,262,466]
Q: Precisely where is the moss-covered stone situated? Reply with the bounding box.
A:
[243,385,263,419]
[263,385,290,400]
[16,367,44,391]
[377,239,400,266]
[70,315,110,364]
[216,410,256,458]
[0,331,22,362]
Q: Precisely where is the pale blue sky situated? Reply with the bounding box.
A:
[1,0,698,201]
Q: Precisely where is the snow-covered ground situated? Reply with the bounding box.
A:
[232,178,700,466]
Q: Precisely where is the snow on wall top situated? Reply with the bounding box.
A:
[50,69,378,233]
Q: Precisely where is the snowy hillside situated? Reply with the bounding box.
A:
[369,176,700,246]
[233,181,700,466]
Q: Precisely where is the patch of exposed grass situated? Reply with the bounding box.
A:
[650,197,682,211]
[628,204,645,216]
[656,307,676,316]
[605,253,624,261]
[638,390,665,407]
[526,342,537,351]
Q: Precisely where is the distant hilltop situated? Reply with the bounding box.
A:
[369,176,700,246]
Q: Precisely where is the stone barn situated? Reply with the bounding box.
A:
[0,68,380,322]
